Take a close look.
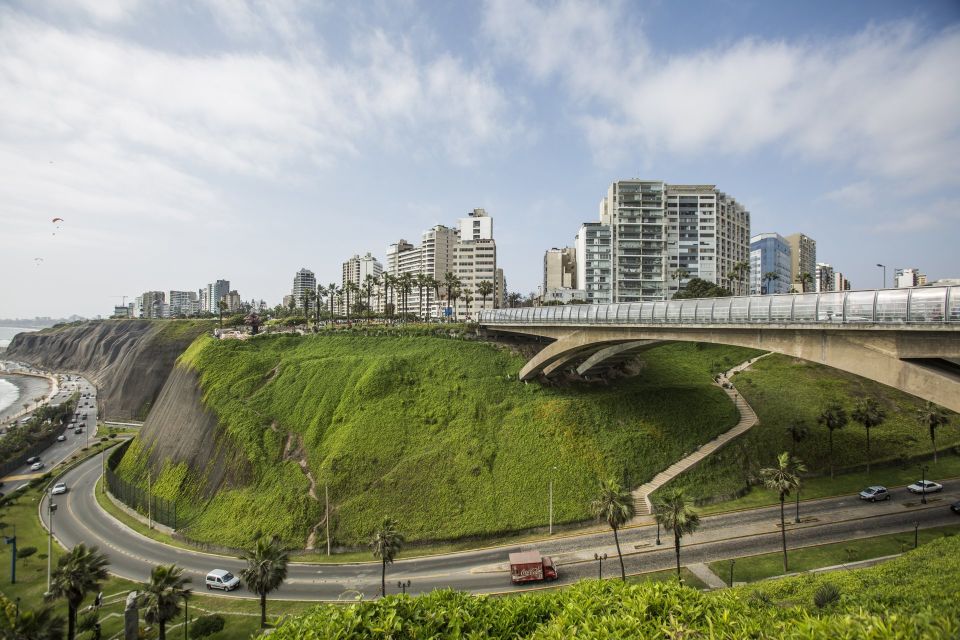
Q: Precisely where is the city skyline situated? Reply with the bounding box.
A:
[1,1,959,317]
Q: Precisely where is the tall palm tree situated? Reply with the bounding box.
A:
[343,281,354,323]
[916,402,950,463]
[671,267,691,293]
[784,420,809,457]
[372,274,383,318]
[363,274,375,323]
[327,283,338,320]
[217,299,227,329]
[477,280,495,311]
[760,453,806,572]
[799,272,814,293]
[141,564,191,640]
[507,291,523,308]
[443,272,460,321]
[239,535,289,628]
[429,275,442,320]
[851,397,886,475]
[46,543,110,640]
[1,599,65,640]
[399,273,413,322]
[817,402,848,479]
[370,518,404,597]
[653,489,701,578]
[590,479,634,581]
[315,285,325,325]
[763,271,780,295]
[414,273,428,320]
[383,274,395,318]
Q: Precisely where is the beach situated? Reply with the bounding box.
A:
[0,372,52,425]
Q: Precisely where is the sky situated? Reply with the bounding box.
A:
[1,0,959,318]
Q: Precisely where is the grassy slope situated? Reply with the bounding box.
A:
[117,334,756,547]
[661,354,960,503]
[271,535,960,639]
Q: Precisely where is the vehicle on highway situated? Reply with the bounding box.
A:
[26,456,40,464]
[51,482,67,495]
[57,434,66,442]
[30,461,44,471]
[74,427,83,435]
[859,486,891,502]
[205,569,240,591]
[509,551,558,584]
[951,500,960,515]
[907,480,943,494]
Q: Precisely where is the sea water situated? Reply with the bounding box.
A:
[0,378,19,416]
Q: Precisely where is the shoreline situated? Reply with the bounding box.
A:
[0,372,54,425]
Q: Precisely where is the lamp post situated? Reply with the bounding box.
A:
[876,264,886,289]
[593,552,607,580]
[914,520,920,549]
[397,579,411,595]
[728,559,735,587]
[655,519,662,546]
[548,466,557,535]
[4,527,16,584]
[920,465,929,504]
[182,593,189,640]
[794,486,801,524]
[47,501,58,593]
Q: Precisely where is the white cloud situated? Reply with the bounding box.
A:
[484,1,960,189]
[39,0,143,24]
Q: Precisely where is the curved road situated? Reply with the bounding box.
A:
[43,454,960,600]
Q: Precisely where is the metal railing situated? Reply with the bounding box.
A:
[479,286,960,326]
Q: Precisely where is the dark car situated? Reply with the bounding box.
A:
[859,486,891,502]
[951,500,960,515]
[74,427,83,435]
[26,456,40,464]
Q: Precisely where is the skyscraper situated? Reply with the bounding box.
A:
[785,233,816,292]
[292,268,317,313]
[749,233,792,295]
[814,263,835,293]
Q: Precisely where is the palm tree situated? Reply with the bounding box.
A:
[343,281,354,323]
[383,274,395,318]
[327,283,338,320]
[916,402,950,463]
[817,402,848,479]
[1,599,65,640]
[414,273,428,320]
[141,564,191,640]
[217,299,227,328]
[477,280,495,311]
[399,273,413,322]
[429,275,442,320]
[590,479,634,581]
[370,518,404,597]
[799,272,814,293]
[507,291,523,308]
[851,397,886,475]
[239,534,289,628]
[760,453,806,572]
[671,267,691,293]
[372,274,383,319]
[363,274,375,323]
[784,420,809,457]
[315,285,325,325]
[46,543,110,640]
[443,272,460,321]
[763,271,780,295]
[653,489,701,578]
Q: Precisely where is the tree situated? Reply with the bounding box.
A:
[507,291,523,308]
[799,272,814,293]
[443,272,462,321]
[141,564,191,640]
[414,273,429,320]
[590,478,635,581]
[239,534,289,628]
[671,278,733,300]
[46,543,109,640]
[344,281,356,323]
[763,271,780,295]
[477,280,495,312]
[399,273,413,321]
[671,267,691,294]
[429,275,442,319]
[817,402,848,479]
[851,398,886,475]
[916,402,950,463]
[653,489,701,578]
[369,518,404,597]
[383,274,395,319]
[760,453,806,572]
[315,285,325,325]
[372,275,383,319]
[363,274,375,323]
[784,420,809,457]
[0,595,65,640]
[327,283,338,320]
[217,299,227,329]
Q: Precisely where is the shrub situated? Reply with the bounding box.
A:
[813,582,841,609]
[190,614,225,638]
[18,546,37,559]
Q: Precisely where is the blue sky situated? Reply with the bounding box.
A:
[1,0,958,317]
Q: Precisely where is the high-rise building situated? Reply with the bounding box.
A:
[785,234,816,292]
[575,222,613,304]
[198,288,209,314]
[292,268,317,313]
[834,272,852,291]
[814,263,836,293]
[749,233,792,295]
[543,247,577,292]
[224,290,242,313]
[458,208,493,241]
[895,267,926,288]
[137,291,165,318]
[495,268,507,309]
[168,291,200,317]
[342,253,383,288]
[204,279,231,312]
[454,210,499,319]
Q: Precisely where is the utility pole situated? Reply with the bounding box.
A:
[47,502,58,593]
[325,484,331,556]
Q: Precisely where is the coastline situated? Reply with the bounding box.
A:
[0,372,54,425]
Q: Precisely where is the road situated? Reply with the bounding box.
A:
[2,373,98,494]
[43,453,960,600]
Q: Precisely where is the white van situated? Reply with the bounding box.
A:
[205,569,240,591]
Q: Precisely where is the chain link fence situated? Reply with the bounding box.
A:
[104,439,178,529]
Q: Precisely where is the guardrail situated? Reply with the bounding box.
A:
[479,286,960,326]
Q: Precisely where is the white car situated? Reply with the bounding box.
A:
[907,480,943,494]
[51,482,67,495]
[205,569,240,591]
[30,461,44,471]
[56,434,67,442]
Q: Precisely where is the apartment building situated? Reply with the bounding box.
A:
[543,247,577,292]
[167,290,200,317]
[895,267,927,288]
[292,268,317,313]
[785,234,817,291]
[814,263,835,293]
[749,233,792,295]
[575,222,613,304]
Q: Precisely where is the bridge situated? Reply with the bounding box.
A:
[478,286,960,413]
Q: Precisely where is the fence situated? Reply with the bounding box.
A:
[104,439,179,529]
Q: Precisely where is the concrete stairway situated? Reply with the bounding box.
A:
[631,353,770,519]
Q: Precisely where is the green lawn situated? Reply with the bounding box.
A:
[708,523,960,584]
[116,335,758,548]
[627,567,707,590]
[659,354,960,506]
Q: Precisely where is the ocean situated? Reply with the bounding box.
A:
[0,377,19,417]
[0,326,35,350]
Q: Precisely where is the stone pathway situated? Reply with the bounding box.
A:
[688,562,728,589]
[631,353,772,519]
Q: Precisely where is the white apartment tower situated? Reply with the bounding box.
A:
[575,222,613,304]
[454,209,498,319]
[292,268,317,313]
[168,291,200,317]
[543,247,577,293]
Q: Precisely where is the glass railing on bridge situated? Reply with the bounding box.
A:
[478,286,960,325]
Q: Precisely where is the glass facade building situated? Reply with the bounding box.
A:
[750,233,792,295]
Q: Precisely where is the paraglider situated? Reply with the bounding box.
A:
[33,257,44,266]
[51,217,63,235]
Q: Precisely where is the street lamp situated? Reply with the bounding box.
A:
[182,593,190,640]
[4,526,16,584]
[920,465,929,504]
[593,552,607,580]
[396,579,411,595]
[548,466,557,535]
[876,264,886,289]
[914,520,920,549]
[655,519,662,546]
[47,501,58,593]
[728,559,735,587]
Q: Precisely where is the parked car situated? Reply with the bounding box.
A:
[51,482,67,495]
[907,480,943,494]
[26,456,40,464]
[859,486,891,502]
[74,427,83,435]
[205,569,240,591]
[56,434,67,442]
[951,500,960,515]
[30,461,44,471]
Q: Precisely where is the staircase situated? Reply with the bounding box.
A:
[631,354,769,519]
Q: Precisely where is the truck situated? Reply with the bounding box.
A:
[509,550,558,584]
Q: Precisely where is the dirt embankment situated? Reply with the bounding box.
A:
[5,320,209,420]
[136,363,251,496]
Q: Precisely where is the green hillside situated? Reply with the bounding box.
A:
[116,333,756,547]
[271,535,960,639]
[662,354,960,502]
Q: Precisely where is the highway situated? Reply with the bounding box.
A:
[2,373,98,494]
[42,453,960,600]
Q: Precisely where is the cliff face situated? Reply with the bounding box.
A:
[5,320,211,420]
